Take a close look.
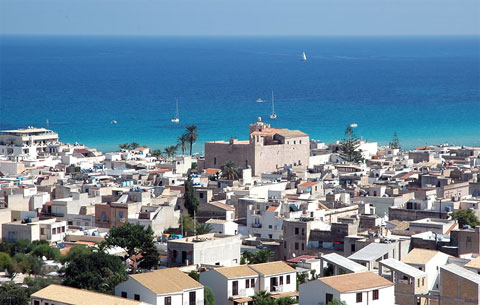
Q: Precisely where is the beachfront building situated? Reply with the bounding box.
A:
[204,118,309,176]
[0,127,60,160]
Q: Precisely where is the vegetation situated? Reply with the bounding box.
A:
[31,244,60,260]
[450,209,480,228]
[185,125,198,155]
[327,299,347,305]
[389,131,401,149]
[0,282,27,305]
[9,253,42,276]
[0,252,12,270]
[195,222,213,235]
[296,272,308,288]
[220,161,239,180]
[204,287,216,305]
[177,133,190,155]
[118,142,141,150]
[241,248,274,264]
[103,223,159,270]
[164,145,178,159]
[252,290,273,305]
[188,270,200,281]
[339,125,363,163]
[184,176,200,215]
[275,296,296,305]
[63,250,127,294]
[150,149,163,159]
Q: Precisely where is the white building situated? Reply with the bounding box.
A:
[299,272,394,305]
[401,248,450,291]
[2,217,67,243]
[206,219,239,235]
[115,268,204,305]
[200,261,297,305]
[0,127,60,160]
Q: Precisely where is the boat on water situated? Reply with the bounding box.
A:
[350,123,358,128]
[302,51,307,61]
[111,120,117,124]
[171,99,180,123]
[256,98,264,103]
[269,91,277,119]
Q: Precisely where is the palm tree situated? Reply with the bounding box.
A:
[327,300,347,305]
[130,142,140,150]
[177,133,189,156]
[164,145,178,159]
[221,161,239,180]
[252,290,272,305]
[151,149,163,160]
[252,248,274,264]
[195,222,213,235]
[119,143,130,150]
[185,125,198,155]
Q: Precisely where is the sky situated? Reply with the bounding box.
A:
[0,0,479,36]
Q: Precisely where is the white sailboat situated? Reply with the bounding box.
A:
[302,51,307,61]
[256,98,264,103]
[171,99,180,123]
[269,91,277,119]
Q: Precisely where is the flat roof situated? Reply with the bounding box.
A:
[379,258,426,278]
[348,243,395,262]
[321,253,368,273]
[441,264,480,285]
[31,284,144,305]
[319,272,393,293]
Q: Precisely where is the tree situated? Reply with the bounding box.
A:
[339,125,363,163]
[184,176,200,215]
[59,245,91,263]
[63,250,127,294]
[188,270,200,281]
[275,296,296,305]
[178,133,190,156]
[31,244,60,260]
[0,282,28,305]
[327,299,347,305]
[0,252,12,270]
[220,161,239,180]
[179,214,195,236]
[10,253,42,275]
[119,143,130,150]
[164,145,178,159]
[195,223,213,235]
[130,142,140,150]
[389,131,400,149]
[450,209,480,228]
[241,251,255,265]
[151,149,163,160]
[185,125,198,155]
[204,287,216,305]
[252,290,273,305]
[251,249,274,264]
[103,223,159,270]
[24,277,61,298]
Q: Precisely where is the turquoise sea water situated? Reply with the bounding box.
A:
[0,35,479,152]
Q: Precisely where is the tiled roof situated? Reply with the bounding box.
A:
[319,272,393,293]
[298,181,318,187]
[206,168,221,175]
[464,256,480,270]
[130,268,203,294]
[249,261,295,276]
[215,265,258,279]
[209,201,235,211]
[401,248,446,265]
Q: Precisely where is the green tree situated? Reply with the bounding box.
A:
[389,131,401,149]
[24,277,61,298]
[221,161,239,180]
[327,299,347,305]
[339,125,363,163]
[31,244,60,260]
[195,223,213,235]
[188,270,200,281]
[103,223,159,270]
[0,282,28,305]
[151,149,163,160]
[185,125,198,155]
[0,252,12,270]
[251,249,274,264]
[63,250,127,294]
[119,143,130,150]
[204,287,216,305]
[164,145,178,159]
[296,272,308,288]
[252,290,273,305]
[275,296,296,305]
[451,209,480,228]
[130,142,140,150]
[184,176,200,215]
[59,245,91,263]
[179,214,195,235]
[241,251,255,265]
[10,253,42,275]
[178,133,190,156]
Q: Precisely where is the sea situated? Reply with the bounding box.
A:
[0,35,479,153]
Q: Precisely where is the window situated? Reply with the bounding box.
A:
[422,278,425,286]
[62,226,65,232]
[295,242,299,250]
[52,228,57,234]
[199,193,204,199]
[189,291,196,305]
[373,289,379,300]
[326,293,333,304]
[119,211,124,219]
[33,301,40,305]
[233,280,238,295]
[100,211,106,222]
[286,275,290,284]
[269,225,272,229]
[301,228,305,235]
[165,296,171,305]
[280,276,284,285]
[295,227,299,235]
[284,241,286,248]
[134,294,140,301]
[301,243,304,251]
[246,279,250,288]
[251,278,255,287]
[356,292,362,303]
[214,157,217,165]
[418,279,420,287]
[121,292,127,298]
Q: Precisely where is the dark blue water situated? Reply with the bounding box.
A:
[0,35,479,152]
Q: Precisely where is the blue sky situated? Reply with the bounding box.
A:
[1,0,479,36]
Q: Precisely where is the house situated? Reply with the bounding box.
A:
[378,258,428,305]
[347,242,397,271]
[319,253,368,276]
[401,248,450,291]
[0,127,60,160]
[115,268,204,305]
[197,201,235,223]
[200,261,297,305]
[297,181,324,197]
[2,217,66,243]
[31,284,148,305]
[299,272,394,305]
[440,264,480,305]
[167,233,241,267]
[206,219,238,235]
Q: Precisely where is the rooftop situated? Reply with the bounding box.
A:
[348,243,395,262]
[214,265,258,279]
[31,284,144,305]
[379,258,426,278]
[130,268,203,294]
[209,201,235,211]
[401,248,447,265]
[321,253,368,273]
[318,272,393,293]
[249,261,295,276]
[465,256,480,270]
[441,264,480,285]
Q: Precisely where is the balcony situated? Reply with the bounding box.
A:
[251,223,262,228]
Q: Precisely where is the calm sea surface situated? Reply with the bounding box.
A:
[0,35,479,152]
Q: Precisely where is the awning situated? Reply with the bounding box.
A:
[271,291,299,299]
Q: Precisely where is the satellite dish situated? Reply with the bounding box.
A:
[292,253,296,258]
